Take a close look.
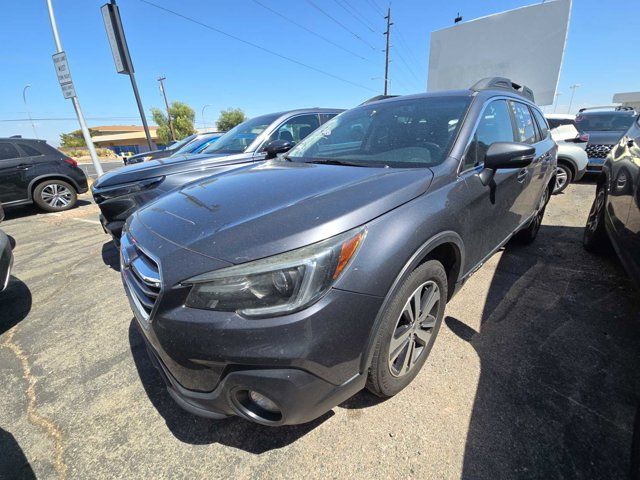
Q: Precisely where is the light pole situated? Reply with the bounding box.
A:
[201,104,212,130]
[553,92,562,113]
[157,75,175,141]
[568,84,581,114]
[22,85,39,139]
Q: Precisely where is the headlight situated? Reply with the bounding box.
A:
[93,176,164,200]
[183,227,366,317]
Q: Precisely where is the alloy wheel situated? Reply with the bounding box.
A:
[41,183,73,209]
[388,281,440,377]
[554,167,569,193]
[587,188,605,233]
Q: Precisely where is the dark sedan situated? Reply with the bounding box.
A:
[92,108,343,243]
[584,113,640,288]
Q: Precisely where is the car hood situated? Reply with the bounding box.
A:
[93,152,249,188]
[582,130,627,145]
[136,160,433,264]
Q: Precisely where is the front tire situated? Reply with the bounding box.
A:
[366,260,447,398]
[583,184,610,252]
[33,180,77,212]
[553,163,573,194]
[513,186,550,245]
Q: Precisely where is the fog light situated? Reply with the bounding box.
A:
[249,390,280,413]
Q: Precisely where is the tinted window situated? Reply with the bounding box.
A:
[288,96,471,168]
[266,114,320,145]
[18,143,43,157]
[204,113,280,154]
[320,113,339,124]
[547,118,575,130]
[0,143,20,161]
[464,100,514,170]
[531,108,549,139]
[510,101,537,144]
[575,113,635,132]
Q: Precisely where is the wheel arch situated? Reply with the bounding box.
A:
[557,156,577,177]
[28,175,80,200]
[360,231,465,374]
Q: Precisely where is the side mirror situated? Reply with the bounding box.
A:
[264,139,295,159]
[479,142,535,186]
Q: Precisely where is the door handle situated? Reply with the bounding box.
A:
[517,168,528,182]
[16,163,31,170]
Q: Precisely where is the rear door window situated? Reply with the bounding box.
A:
[17,143,44,157]
[267,114,320,144]
[531,109,549,139]
[463,100,515,170]
[509,101,537,144]
[0,143,20,161]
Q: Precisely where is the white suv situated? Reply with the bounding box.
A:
[545,114,588,193]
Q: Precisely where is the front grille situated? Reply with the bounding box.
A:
[586,143,612,159]
[120,233,161,322]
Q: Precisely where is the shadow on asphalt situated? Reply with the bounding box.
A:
[127,321,332,452]
[2,200,91,221]
[101,241,120,272]
[0,428,35,480]
[0,277,32,335]
[446,224,640,479]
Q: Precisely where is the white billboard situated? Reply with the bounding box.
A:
[427,0,572,105]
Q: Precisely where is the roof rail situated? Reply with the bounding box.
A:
[471,77,535,102]
[360,94,398,105]
[578,105,635,113]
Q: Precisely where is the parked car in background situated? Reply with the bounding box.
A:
[124,133,200,165]
[168,132,223,157]
[120,78,556,426]
[0,137,88,212]
[546,114,588,193]
[93,108,343,243]
[575,106,637,173]
[0,203,13,292]
[584,114,640,289]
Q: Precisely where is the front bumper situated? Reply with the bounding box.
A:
[587,157,606,172]
[0,229,14,292]
[92,188,163,240]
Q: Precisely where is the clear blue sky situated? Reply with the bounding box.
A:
[1,0,637,145]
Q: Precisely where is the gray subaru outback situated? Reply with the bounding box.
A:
[121,78,557,426]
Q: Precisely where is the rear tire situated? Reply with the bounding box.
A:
[366,260,447,398]
[553,163,573,194]
[583,184,610,252]
[33,179,77,212]
[513,186,550,245]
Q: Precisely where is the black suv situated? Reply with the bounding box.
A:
[0,138,88,212]
[120,78,557,425]
[575,107,637,172]
[92,108,342,243]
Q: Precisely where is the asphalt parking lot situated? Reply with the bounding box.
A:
[1,181,639,479]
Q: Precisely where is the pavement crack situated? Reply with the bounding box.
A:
[1,329,67,480]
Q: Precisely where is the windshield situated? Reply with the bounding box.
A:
[287,96,471,168]
[203,113,280,154]
[173,134,218,155]
[168,134,197,151]
[575,113,635,132]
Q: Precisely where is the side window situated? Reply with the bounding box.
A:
[267,114,320,145]
[531,108,549,139]
[319,113,338,124]
[18,143,43,157]
[510,101,537,144]
[0,143,21,161]
[463,100,514,170]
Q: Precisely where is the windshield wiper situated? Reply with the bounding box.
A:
[306,158,386,168]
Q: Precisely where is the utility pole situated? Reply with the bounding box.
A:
[22,85,39,139]
[383,7,393,95]
[568,84,581,114]
[202,104,212,130]
[553,92,562,113]
[101,0,153,151]
[46,0,103,176]
[157,76,175,141]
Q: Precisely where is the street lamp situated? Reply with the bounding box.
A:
[22,85,38,139]
[201,104,213,130]
[553,92,562,113]
[568,84,581,114]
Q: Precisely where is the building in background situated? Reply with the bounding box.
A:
[613,92,640,111]
[91,125,163,155]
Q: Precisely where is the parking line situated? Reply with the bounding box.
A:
[71,218,101,225]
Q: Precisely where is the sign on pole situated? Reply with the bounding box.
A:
[52,51,76,99]
[427,0,572,105]
[101,2,134,74]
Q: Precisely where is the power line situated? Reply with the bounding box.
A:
[139,0,376,92]
[393,47,422,88]
[332,0,376,33]
[364,0,385,16]
[251,0,373,62]
[305,0,379,51]
[0,117,142,122]
[394,22,423,72]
